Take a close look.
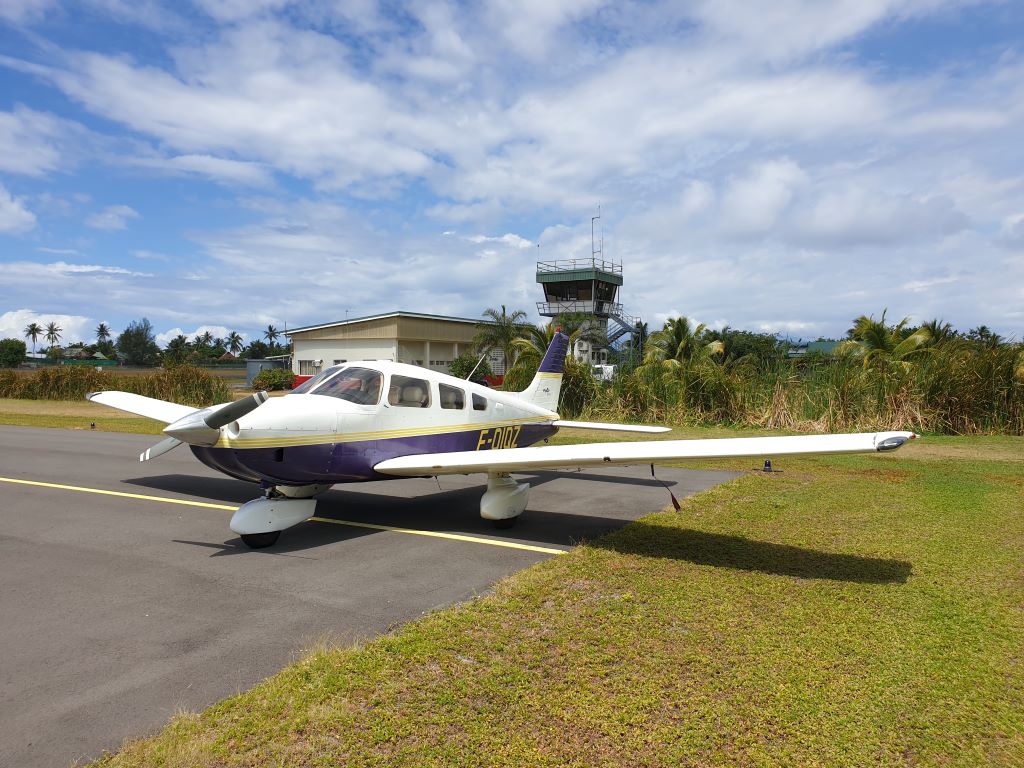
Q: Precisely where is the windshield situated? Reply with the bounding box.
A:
[308,367,383,405]
[291,367,341,394]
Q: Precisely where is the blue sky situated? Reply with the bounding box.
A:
[1,0,1022,347]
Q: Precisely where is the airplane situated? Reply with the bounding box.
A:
[87,332,916,548]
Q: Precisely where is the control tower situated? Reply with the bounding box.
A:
[535,226,640,364]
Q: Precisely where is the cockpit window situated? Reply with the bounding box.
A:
[310,367,383,405]
[290,366,342,394]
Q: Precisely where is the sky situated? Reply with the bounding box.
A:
[1,0,1022,348]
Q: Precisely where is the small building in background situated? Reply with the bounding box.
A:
[285,311,491,377]
[786,340,842,358]
[245,358,286,387]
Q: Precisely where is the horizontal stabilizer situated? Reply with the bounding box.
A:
[374,431,917,477]
[87,391,197,424]
[552,420,671,433]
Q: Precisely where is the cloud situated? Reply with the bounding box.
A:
[0,107,69,176]
[85,204,140,230]
[36,246,80,255]
[0,184,37,234]
[720,159,808,236]
[135,153,273,186]
[0,309,94,346]
[1000,212,1024,246]
[466,233,534,248]
[0,0,56,24]
[0,2,1022,340]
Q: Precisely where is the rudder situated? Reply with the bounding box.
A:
[516,331,569,412]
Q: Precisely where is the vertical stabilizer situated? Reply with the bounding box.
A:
[516,331,569,412]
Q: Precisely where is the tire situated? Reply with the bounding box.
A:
[240,531,281,549]
[492,517,517,530]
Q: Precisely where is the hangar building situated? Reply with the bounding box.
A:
[285,311,488,377]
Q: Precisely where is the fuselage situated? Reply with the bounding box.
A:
[189,361,559,486]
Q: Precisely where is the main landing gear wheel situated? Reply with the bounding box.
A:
[240,531,281,549]
[492,517,517,530]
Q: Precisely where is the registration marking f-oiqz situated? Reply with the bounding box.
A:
[0,475,567,556]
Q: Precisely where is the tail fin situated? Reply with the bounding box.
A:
[516,331,569,412]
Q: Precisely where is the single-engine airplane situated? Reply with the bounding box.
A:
[88,332,916,548]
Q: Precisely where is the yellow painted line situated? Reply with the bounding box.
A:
[310,517,567,555]
[0,476,568,556]
[0,476,237,510]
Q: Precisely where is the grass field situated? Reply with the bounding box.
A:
[4,400,1018,765]
[51,419,1016,767]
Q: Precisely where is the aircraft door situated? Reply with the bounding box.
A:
[330,411,375,478]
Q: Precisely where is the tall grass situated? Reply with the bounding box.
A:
[577,346,1023,435]
[0,364,232,407]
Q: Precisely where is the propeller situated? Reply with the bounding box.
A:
[152,391,271,453]
[204,391,269,429]
[139,436,182,462]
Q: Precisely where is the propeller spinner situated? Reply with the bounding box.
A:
[139,391,269,461]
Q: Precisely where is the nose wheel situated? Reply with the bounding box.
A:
[240,531,281,549]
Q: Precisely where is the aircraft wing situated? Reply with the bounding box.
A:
[551,420,670,433]
[373,431,917,476]
[87,391,197,424]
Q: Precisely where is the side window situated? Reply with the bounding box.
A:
[387,374,431,408]
[472,393,487,411]
[439,383,465,410]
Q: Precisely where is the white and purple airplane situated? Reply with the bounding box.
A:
[88,332,916,548]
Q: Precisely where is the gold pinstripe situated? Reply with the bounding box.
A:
[211,415,555,449]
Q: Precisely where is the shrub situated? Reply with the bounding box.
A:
[253,368,295,391]
[0,369,21,397]
[2,363,231,406]
[0,338,26,368]
[118,365,233,406]
[449,350,491,382]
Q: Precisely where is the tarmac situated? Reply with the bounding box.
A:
[0,425,739,767]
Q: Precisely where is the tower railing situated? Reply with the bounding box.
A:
[536,258,622,275]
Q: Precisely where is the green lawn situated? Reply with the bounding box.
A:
[0,398,164,434]
[83,431,1023,767]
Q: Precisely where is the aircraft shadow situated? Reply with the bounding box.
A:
[124,473,660,551]
[123,473,906,583]
[592,522,911,584]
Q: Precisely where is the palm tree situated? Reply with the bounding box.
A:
[165,334,190,366]
[511,321,584,369]
[836,310,931,371]
[264,325,280,345]
[920,319,956,346]
[24,322,42,356]
[474,305,529,373]
[95,322,111,344]
[44,321,62,352]
[643,317,723,368]
[226,331,244,355]
[200,331,214,347]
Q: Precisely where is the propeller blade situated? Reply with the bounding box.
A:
[204,391,269,430]
[139,436,182,462]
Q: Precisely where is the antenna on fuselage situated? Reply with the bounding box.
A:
[466,351,489,381]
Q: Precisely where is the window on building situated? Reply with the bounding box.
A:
[472,393,487,411]
[311,367,382,405]
[333,359,347,365]
[298,359,320,376]
[387,374,431,407]
[439,383,465,409]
